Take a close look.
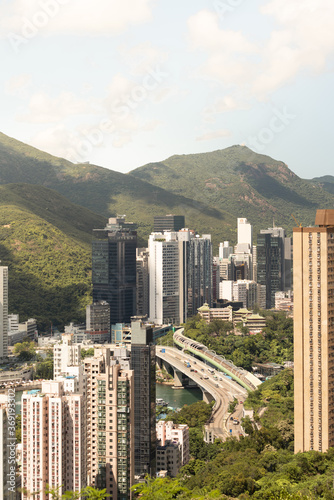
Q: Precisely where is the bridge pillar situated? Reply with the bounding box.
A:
[202,390,214,404]
[173,369,184,388]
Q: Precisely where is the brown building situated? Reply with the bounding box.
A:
[294,209,334,453]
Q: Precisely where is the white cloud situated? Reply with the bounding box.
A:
[188,2,334,100]
[5,74,32,97]
[188,10,258,86]
[119,42,168,76]
[18,91,94,123]
[196,129,231,142]
[0,0,153,38]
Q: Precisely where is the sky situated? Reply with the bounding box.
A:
[0,0,334,179]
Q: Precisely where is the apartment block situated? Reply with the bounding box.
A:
[84,348,134,499]
[0,267,8,360]
[53,334,81,379]
[294,210,334,453]
[21,380,86,499]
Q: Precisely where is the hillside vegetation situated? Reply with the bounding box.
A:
[131,145,334,237]
[0,184,105,330]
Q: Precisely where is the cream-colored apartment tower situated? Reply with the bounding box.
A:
[294,210,334,453]
[21,381,86,499]
[84,348,134,500]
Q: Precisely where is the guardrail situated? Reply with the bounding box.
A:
[173,329,258,392]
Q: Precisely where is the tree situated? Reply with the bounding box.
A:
[81,347,94,359]
[13,341,36,361]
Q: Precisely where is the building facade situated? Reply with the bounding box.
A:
[0,267,8,360]
[294,210,334,453]
[84,348,134,499]
[21,380,86,499]
[130,320,156,478]
[92,217,137,325]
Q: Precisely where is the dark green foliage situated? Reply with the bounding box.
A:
[13,341,36,361]
[34,352,53,379]
[16,413,21,443]
[81,347,95,359]
[183,312,293,370]
[131,145,334,244]
[0,186,102,330]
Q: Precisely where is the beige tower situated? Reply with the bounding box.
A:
[84,348,134,499]
[294,210,334,453]
[0,267,8,360]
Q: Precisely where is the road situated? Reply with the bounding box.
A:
[156,346,247,441]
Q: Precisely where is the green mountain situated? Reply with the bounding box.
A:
[131,145,334,236]
[310,175,334,195]
[0,132,236,247]
[0,183,105,330]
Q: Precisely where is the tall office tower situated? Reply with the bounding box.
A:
[231,252,253,281]
[136,248,149,317]
[219,241,234,259]
[219,258,233,281]
[237,218,253,251]
[232,280,259,309]
[257,227,288,308]
[130,320,156,477]
[0,267,8,360]
[92,217,137,325]
[212,257,220,302]
[84,348,134,498]
[148,232,180,324]
[294,210,334,453]
[153,215,185,233]
[53,334,81,379]
[86,301,111,343]
[186,235,212,318]
[21,380,86,499]
[284,236,293,290]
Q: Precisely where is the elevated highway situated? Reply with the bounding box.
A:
[173,329,261,391]
[156,345,247,442]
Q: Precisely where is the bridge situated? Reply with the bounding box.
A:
[173,329,261,391]
[156,344,248,442]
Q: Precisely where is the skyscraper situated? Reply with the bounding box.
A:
[92,217,137,325]
[21,380,87,499]
[84,348,134,498]
[0,266,8,360]
[130,319,156,477]
[148,232,180,325]
[257,227,290,308]
[153,215,185,233]
[294,210,334,453]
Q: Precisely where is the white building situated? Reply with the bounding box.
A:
[219,241,233,259]
[156,421,189,466]
[219,280,233,301]
[0,267,8,359]
[53,334,81,379]
[237,218,253,251]
[148,233,180,325]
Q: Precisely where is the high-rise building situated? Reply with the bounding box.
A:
[148,233,180,325]
[130,320,156,478]
[257,227,289,308]
[219,241,234,260]
[136,248,149,317]
[237,218,253,251]
[186,235,212,319]
[0,267,8,360]
[21,380,87,499]
[294,210,334,453]
[53,334,81,379]
[153,215,185,233]
[92,217,137,325]
[86,301,110,343]
[84,348,134,499]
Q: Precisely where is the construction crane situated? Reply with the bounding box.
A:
[291,214,302,227]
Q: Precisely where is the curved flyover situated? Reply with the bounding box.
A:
[173,329,261,392]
